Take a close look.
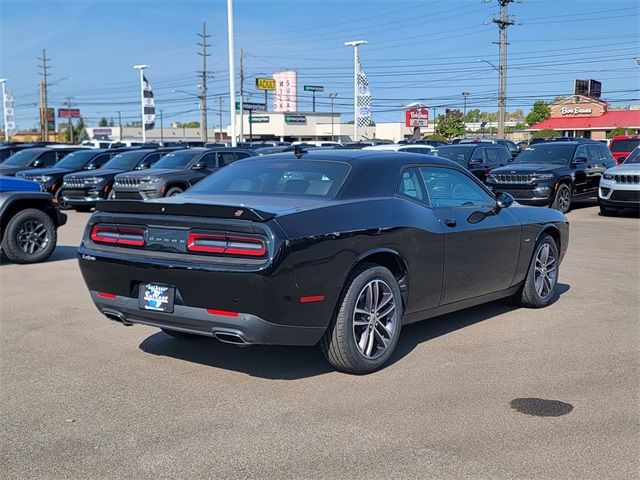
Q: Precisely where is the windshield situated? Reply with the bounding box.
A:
[610,138,640,153]
[152,150,197,169]
[3,149,42,166]
[103,151,148,170]
[189,159,350,198]
[513,144,575,165]
[56,150,99,169]
[433,146,475,166]
[623,147,640,164]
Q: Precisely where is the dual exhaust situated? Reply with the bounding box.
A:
[102,310,249,345]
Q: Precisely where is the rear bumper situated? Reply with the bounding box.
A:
[91,291,325,346]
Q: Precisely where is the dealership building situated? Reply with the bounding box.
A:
[529,95,640,139]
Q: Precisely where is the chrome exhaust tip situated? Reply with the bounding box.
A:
[213,331,249,346]
[103,310,133,326]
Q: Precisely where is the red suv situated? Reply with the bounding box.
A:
[609,135,640,164]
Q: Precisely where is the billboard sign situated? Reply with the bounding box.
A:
[405,107,429,127]
[273,70,297,112]
[589,79,602,99]
[256,78,276,91]
[574,79,589,96]
[58,108,81,118]
[303,85,324,92]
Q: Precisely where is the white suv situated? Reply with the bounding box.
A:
[599,146,640,216]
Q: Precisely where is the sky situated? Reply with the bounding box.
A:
[1,0,639,131]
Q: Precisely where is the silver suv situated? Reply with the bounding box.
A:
[599,146,640,216]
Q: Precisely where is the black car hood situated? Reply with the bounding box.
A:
[491,163,566,174]
[68,168,123,179]
[0,165,29,176]
[118,168,184,178]
[18,167,75,177]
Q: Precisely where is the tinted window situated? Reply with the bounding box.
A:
[397,168,425,201]
[218,152,237,166]
[235,151,252,160]
[200,153,218,169]
[623,147,640,164]
[586,145,601,163]
[611,139,640,152]
[4,149,43,166]
[513,144,575,165]
[485,148,500,166]
[434,146,475,166]
[420,167,494,208]
[497,146,511,163]
[470,147,485,162]
[55,150,101,169]
[103,151,148,170]
[87,153,111,169]
[189,159,350,198]
[574,145,590,161]
[152,150,198,169]
[39,151,57,166]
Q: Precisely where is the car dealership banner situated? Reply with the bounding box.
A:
[142,75,155,130]
[405,107,429,127]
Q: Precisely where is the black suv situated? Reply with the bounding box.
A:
[433,143,512,182]
[15,149,129,208]
[0,147,80,177]
[61,148,179,211]
[0,143,48,163]
[486,141,616,213]
[112,148,254,200]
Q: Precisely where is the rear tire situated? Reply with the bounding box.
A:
[161,328,203,340]
[551,183,571,213]
[320,263,403,374]
[599,204,618,216]
[518,235,559,308]
[1,208,57,264]
[165,187,183,197]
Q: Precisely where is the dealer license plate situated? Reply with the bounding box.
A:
[138,283,175,313]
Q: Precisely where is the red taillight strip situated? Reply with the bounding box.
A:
[97,292,117,299]
[91,225,145,247]
[187,233,266,257]
[207,308,240,317]
[300,295,325,303]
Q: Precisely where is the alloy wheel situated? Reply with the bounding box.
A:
[352,279,397,359]
[534,243,557,299]
[557,187,570,213]
[16,220,50,255]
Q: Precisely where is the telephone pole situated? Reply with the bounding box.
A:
[238,48,244,142]
[197,22,211,143]
[38,49,51,142]
[218,96,223,142]
[65,96,74,143]
[493,0,515,139]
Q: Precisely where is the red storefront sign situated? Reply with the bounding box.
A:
[405,107,429,127]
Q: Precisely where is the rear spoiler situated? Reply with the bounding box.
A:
[95,199,275,222]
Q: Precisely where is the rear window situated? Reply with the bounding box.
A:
[610,138,640,152]
[188,159,350,198]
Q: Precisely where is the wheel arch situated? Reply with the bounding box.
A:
[1,197,59,241]
[162,182,188,195]
[343,248,409,305]
[536,223,561,252]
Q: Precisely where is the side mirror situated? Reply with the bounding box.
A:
[192,162,206,170]
[495,191,514,211]
[468,157,484,166]
[136,163,151,170]
[572,156,588,165]
[84,164,97,170]
[31,159,42,168]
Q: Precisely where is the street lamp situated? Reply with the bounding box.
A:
[133,64,149,143]
[329,93,338,141]
[344,40,367,142]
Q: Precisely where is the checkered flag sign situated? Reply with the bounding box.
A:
[356,51,371,128]
[3,87,16,137]
[142,75,156,130]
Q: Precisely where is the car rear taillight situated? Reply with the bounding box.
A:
[187,233,266,257]
[91,225,145,247]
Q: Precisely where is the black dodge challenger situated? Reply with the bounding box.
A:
[78,150,569,374]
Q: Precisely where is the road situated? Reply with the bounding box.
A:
[1,204,638,479]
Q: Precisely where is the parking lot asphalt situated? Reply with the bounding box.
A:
[1,204,638,480]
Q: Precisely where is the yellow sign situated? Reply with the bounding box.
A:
[256,78,276,91]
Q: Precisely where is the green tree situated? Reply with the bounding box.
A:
[526,100,552,126]
[182,121,201,128]
[422,133,448,142]
[606,127,626,139]
[531,128,560,139]
[479,111,497,123]
[464,108,481,123]
[75,116,88,142]
[435,109,467,139]
[98,117,109,127]
[508,109,525,122]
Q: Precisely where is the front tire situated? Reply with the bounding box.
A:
[1,208,57,264]
[54,188,71,210]
[165,187,183,197]
[551,183,571,213]
[321,264,403,374]
[518,235,559,308]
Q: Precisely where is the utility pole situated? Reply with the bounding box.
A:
[239,48,244,142]
[159,109,164,145]
[493,0,515,139]
[117,111,122,141]
[197,22,211,143]
[462,91,470,131]
[329,93,338,141]
[218,96,223,142]
[38,49,50,142]
[65,96,74,143]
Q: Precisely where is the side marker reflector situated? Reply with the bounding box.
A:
[300,295,325,303]
[98,292,117,299]
[207,308,240,317]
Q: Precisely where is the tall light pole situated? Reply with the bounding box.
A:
[344,40,366,142]
[133,64,149,143]
[227,0,237,147]
[0,79,8,141]
[329,92,338,142]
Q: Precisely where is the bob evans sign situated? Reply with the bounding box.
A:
[560,106,593,115]
[405,107,429,127]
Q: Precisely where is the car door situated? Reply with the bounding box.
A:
[467,147,488,180]
[572,145,590,194]
[419,166,521,304]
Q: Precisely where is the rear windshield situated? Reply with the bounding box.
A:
[189,159,350,198]
[433,146,475,165]
[152,150,197,169]
[610,138,640,153]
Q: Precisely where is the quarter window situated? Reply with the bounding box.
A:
[397,168,425,201]
[420,167,494,207]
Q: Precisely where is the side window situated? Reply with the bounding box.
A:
[144,153,161,164]
[200,153,218,168]
[419,167,494,208]
[235,151,252,160]
[90,154,111,168]
[397,168,425,201]
[575,145,589,161]
[55,151,70,161]
[218,152,237,166]
[498,146,511,163]
[485,148,500,166]
[39,151,57,166]
[470,147,485,163]
[598,144,616,167]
